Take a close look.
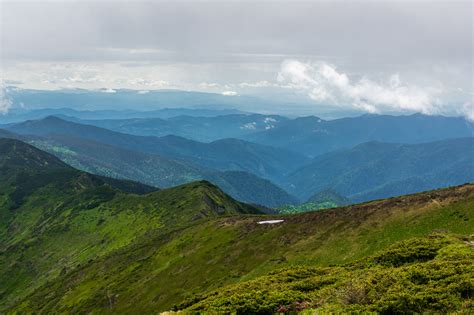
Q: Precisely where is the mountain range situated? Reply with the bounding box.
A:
[15,111,471,151]
[246,113,474,157]
[0,130,297,208]
[0,107,249,124]
[7,116,309,183]
[1,138,472,313]
[4,114,473,207]
[287,137,474,201]
[3,88,291,114]
[64,113,287,142]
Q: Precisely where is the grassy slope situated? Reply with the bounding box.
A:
[0,139,259,311]
[8,184,474,314]
[180,234,473,314]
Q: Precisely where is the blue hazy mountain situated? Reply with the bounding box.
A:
[0,129,298,207]
[4,88,283,113]
[6,116,309,185]
[69,114,288,142]
[246,113,474,157]
[287,138,474,202]
[7,113,473,206]
[0,107,249,124]
[10,110,471,151]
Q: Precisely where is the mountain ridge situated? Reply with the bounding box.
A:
[6,180,473,313]
[246,113,474,156]
[0,130,298,207]
[8,116,309,183]
[287,137,474,201]
[0,139,262,310]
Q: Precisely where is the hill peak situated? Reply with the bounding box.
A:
[156,180,263,218]
[22,115,68,126]
[0,138,69,171]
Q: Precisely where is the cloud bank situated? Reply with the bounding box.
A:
[277,60,451,116]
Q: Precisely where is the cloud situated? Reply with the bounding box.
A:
[239,81,273,88]
[278,60,448,115]
[458,102,474,121]
[4,79,24,85]
[0,88,12,114]
[0,97,12,114]
[127,78,169,88]
[137,90,150,94]
[222,90,237,96]
[101,88,117,93]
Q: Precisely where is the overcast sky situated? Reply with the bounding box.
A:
[0,0,472,117]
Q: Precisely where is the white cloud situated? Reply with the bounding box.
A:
[101,88,117,93]
[278,60,450,116]
[457,102,474,121]
[240,122,256,130]
[62,75,105,84]
[239,81,273,88]
[137,90,150,94]
[0,95,12,114]
[222,90,237,96]
[127,78,169,87]
[0,85,12,114]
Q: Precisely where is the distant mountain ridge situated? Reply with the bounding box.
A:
[6,114,474,206]
[6,108,472,156]
[246,113,474,156]
[287,137,474,201]
[0,128,298,207]
[7,116,309,183]
[3,88,284,113]
[71,113,288,142]
[0,107,250,124]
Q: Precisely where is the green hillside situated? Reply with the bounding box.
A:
[179,233,473,314]
[9,183,474,314]
[1,139,473,314]
[277,189,351,214]
[0,139,260,311]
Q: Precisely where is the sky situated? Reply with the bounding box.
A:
[0,0,473,117]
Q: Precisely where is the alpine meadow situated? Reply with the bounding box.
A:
[0,1,473,314]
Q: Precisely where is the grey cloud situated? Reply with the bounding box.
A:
[1,1,471,65]
[0,0,472,116]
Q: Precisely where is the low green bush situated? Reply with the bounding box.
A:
[180,234,474,314]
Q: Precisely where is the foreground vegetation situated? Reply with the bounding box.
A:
[178,233,473,314]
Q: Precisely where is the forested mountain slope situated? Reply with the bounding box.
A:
[0,139,260,311]
[0,129,299,207]
[246,113,474,156]
[1,142,472,313]
[8,116,309,182]
[287,137,474,201]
